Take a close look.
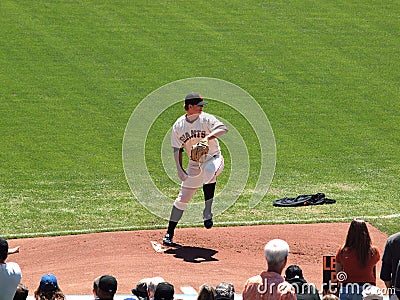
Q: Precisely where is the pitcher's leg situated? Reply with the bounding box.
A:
[203,182,216,229]
[163,187,197,245]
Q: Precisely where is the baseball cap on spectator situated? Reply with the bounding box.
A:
[98,275,118,294]
[184,92,208,106]
[362,285,383,300]
[215,282,235,300]
[154,282,174,300]
[39,274,59,292]
[285,264,304,280]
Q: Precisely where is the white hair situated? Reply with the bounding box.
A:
[147,276,165,293]
[264,239,290,267]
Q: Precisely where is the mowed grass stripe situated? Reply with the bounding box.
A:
[0,1,399,236]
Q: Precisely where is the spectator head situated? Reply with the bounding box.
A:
[197,283,216,300]
[148,277,165,299]
[345,218,371,247]
[285,265,304,281]
[154,282,174,300]
[362,285,383,300]
[322,294,339,300]
[264,239,290,270]
[34,274,65,300]
[342,218,375,268]
[215,282,235,300]
[0,237,9,261]
[13,283,29,300]
[132,278,150,300]
[94,275,118,299]
[39,274,59,292]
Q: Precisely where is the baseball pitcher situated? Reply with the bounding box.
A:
[163,92,228,246]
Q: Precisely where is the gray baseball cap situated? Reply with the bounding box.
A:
[184,92,208,106]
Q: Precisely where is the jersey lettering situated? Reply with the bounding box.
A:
[179,130,206,144]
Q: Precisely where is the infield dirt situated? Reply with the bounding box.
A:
[9,222,387,295]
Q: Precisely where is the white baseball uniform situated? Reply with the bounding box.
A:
[171,112,225,203]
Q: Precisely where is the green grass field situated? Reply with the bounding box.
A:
[1,1,399,238]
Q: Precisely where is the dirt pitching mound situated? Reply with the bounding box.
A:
[9,222,387,295]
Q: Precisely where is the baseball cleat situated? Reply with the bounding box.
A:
[204,218,213,229]
[163,233,174,246]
